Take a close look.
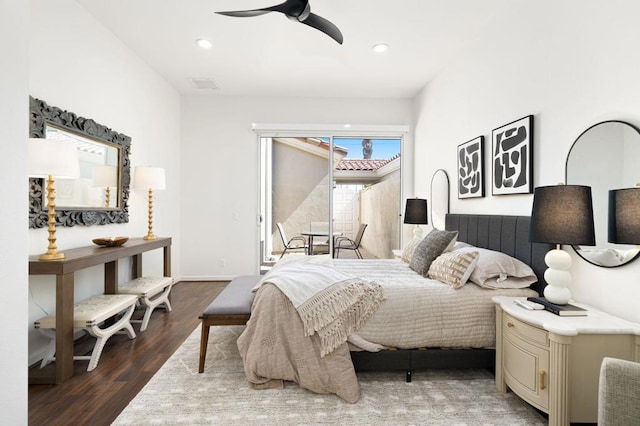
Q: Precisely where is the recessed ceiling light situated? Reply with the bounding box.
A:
[195,38,213,49]
[372,43,389,53]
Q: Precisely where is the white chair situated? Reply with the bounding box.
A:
[35,294,138,372]
[335,223,368,259]
[598,357,640,425]
[276,222,308,258]
[118,276,174,331]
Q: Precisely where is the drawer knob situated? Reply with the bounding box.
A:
[507,322,515,328]
[540,370,546,390]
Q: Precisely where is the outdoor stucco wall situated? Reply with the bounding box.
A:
[271,141,329,254]
[360,170,401,258]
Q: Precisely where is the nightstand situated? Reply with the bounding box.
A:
[493,296,640,426]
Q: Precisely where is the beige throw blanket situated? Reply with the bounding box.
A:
[255,263,385,356]
[237,284,362,403]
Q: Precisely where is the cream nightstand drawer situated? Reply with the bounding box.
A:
[503,313,548,347]
[503,330,550,411]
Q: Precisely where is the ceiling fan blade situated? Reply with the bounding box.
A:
[215,9,273,18]
[301,13,343,44]
[216,0,308,19]
[268,0,309,17]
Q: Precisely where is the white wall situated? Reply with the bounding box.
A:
[27,0,182,365]
[413,0,640,323]
[0,1,29,422]
[180,96,413,279]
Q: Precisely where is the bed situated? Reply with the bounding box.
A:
[237,214,553,403]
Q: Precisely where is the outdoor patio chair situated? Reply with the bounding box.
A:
[334,223,368,259]
[276,222,308,258]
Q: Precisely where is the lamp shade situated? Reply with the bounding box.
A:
[27,138,80,178]
[404,198,428,225]
[133,166,166,190]
[529,184,595,245]
[608,187,640,244]
[92,165,117,187]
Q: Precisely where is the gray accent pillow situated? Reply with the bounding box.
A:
[409,229,459,276]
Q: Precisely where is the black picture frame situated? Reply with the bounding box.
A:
[491,115,533,195]
[457,136,485,199]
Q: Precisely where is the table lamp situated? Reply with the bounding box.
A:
[28,138,80,260]
[404,198,428,239]
[92,165,117,207]
[529,184,595,305]
[608,185,640,244]
[133,166,166,240]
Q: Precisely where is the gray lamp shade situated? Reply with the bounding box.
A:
[608,187,640,244]
[529,184,596,245]
[404,198,428,225]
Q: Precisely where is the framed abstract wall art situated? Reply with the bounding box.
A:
[457,136,484,199]
[492,115,534,195]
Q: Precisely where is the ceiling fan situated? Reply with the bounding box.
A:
[216,0,343,44]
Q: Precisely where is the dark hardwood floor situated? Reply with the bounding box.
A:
[28,281,226,425]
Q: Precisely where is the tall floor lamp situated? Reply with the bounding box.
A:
[133,166,166,240]
[28,138,80,260]
[92,165,117,207]
[404,198,428,239]
[529,184,595,305]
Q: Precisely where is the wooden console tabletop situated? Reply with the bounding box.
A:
[29,237,172,384]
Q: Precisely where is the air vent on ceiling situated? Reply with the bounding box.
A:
[190,77,220,90]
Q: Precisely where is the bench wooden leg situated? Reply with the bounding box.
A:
[198,319,210,373]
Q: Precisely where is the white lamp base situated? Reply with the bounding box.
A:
[543,248,572,305]
[413,225,423,239]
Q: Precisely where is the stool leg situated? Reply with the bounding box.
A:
[163,297,172,312]
[138,284,173,331]
[39,329,57,369]
[84,303,137,371]
[139,302,154,332]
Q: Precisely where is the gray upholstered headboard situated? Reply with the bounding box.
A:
[445,214,553,296]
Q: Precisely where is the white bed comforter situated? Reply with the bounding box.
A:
[333,259,537,351]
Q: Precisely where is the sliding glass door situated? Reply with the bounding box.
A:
[259,132,403,273]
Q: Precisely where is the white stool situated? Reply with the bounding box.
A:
[118,276,174,332]
[35,294,138,372]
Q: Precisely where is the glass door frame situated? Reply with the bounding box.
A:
[255,124,409,267]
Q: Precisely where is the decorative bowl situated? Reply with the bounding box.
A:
[92,236,129,247]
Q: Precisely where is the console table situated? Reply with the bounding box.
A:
[29,237,172,384]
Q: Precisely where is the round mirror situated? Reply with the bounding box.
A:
[566,120,640,267]
[430,169,450,230]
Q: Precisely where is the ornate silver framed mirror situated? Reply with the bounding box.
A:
[29,96,131,227]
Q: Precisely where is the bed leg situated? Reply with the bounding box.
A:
[406,370,412,383]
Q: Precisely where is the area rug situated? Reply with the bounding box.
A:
[114,326,547,425]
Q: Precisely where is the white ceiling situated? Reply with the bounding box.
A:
[77,0,512,98]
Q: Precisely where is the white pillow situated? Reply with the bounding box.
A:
[455,246,537,289]
[451,241,473,251]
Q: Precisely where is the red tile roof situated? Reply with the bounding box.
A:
[336,154,399,171]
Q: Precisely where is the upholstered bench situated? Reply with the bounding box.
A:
[118,276,174,332]
[35,294,138,372]
[198,275,261,373]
